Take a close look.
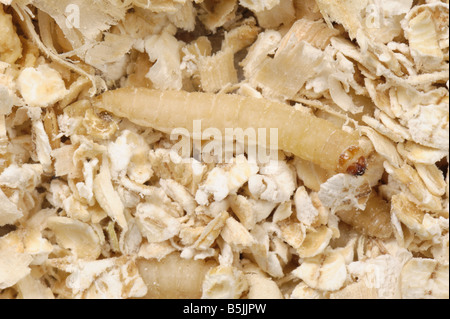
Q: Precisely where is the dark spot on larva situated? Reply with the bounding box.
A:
[346,156,367,176]
[338,146,363,173]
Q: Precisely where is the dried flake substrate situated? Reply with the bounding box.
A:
[0,0,448,300]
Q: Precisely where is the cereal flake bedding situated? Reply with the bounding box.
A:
[0,0,448,299]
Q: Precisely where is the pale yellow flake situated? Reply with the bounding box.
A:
[248,160,296,203]
[297,225,333,258]
[0,249,32,289]
[360,126,403,168]
[250,40,324,100]
[228,194,257,229]
[199,48,238,93]
[138,241,177,261]
[47,216,101,259]
[0,187,22,226]
[318,173,372,214]
[315,0,368,39]
[240,30,281,79]
[294,186,319,226]
[278,18,340,51]
[401,258,449,299]
[397,141,448,165]
[402,4,447,72]
[239,0,280,12]
[62,256,147,299]
[160,178,197,215]
[243,262,284,299]
[93,157,127,229]
[290,282,324,299]
[202,265,248,299]
[199,0,237,32]
[391,193,443,240]
[194,211,229,249]
[253,0,295,29]
[85,33,134,81]
[16,274,54,299]
[0,4,22,64]
[415,163,447,196]
[222,21,260,54]
[329,280,379,299]
[221,216,255,249]
[17,65,68,108]
[293,248,347,291]
[167,0,196,32]
[145,32,183,90]
[272,201,293,223]
[385,162,442,212]
[135,202,181,243]
[279,219,305,250]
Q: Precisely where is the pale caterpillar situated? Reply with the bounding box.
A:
[95,88,369,174]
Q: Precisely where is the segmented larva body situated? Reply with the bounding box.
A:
[95,88,367,173]
[336,192,393,239]
[137,253,217,299]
